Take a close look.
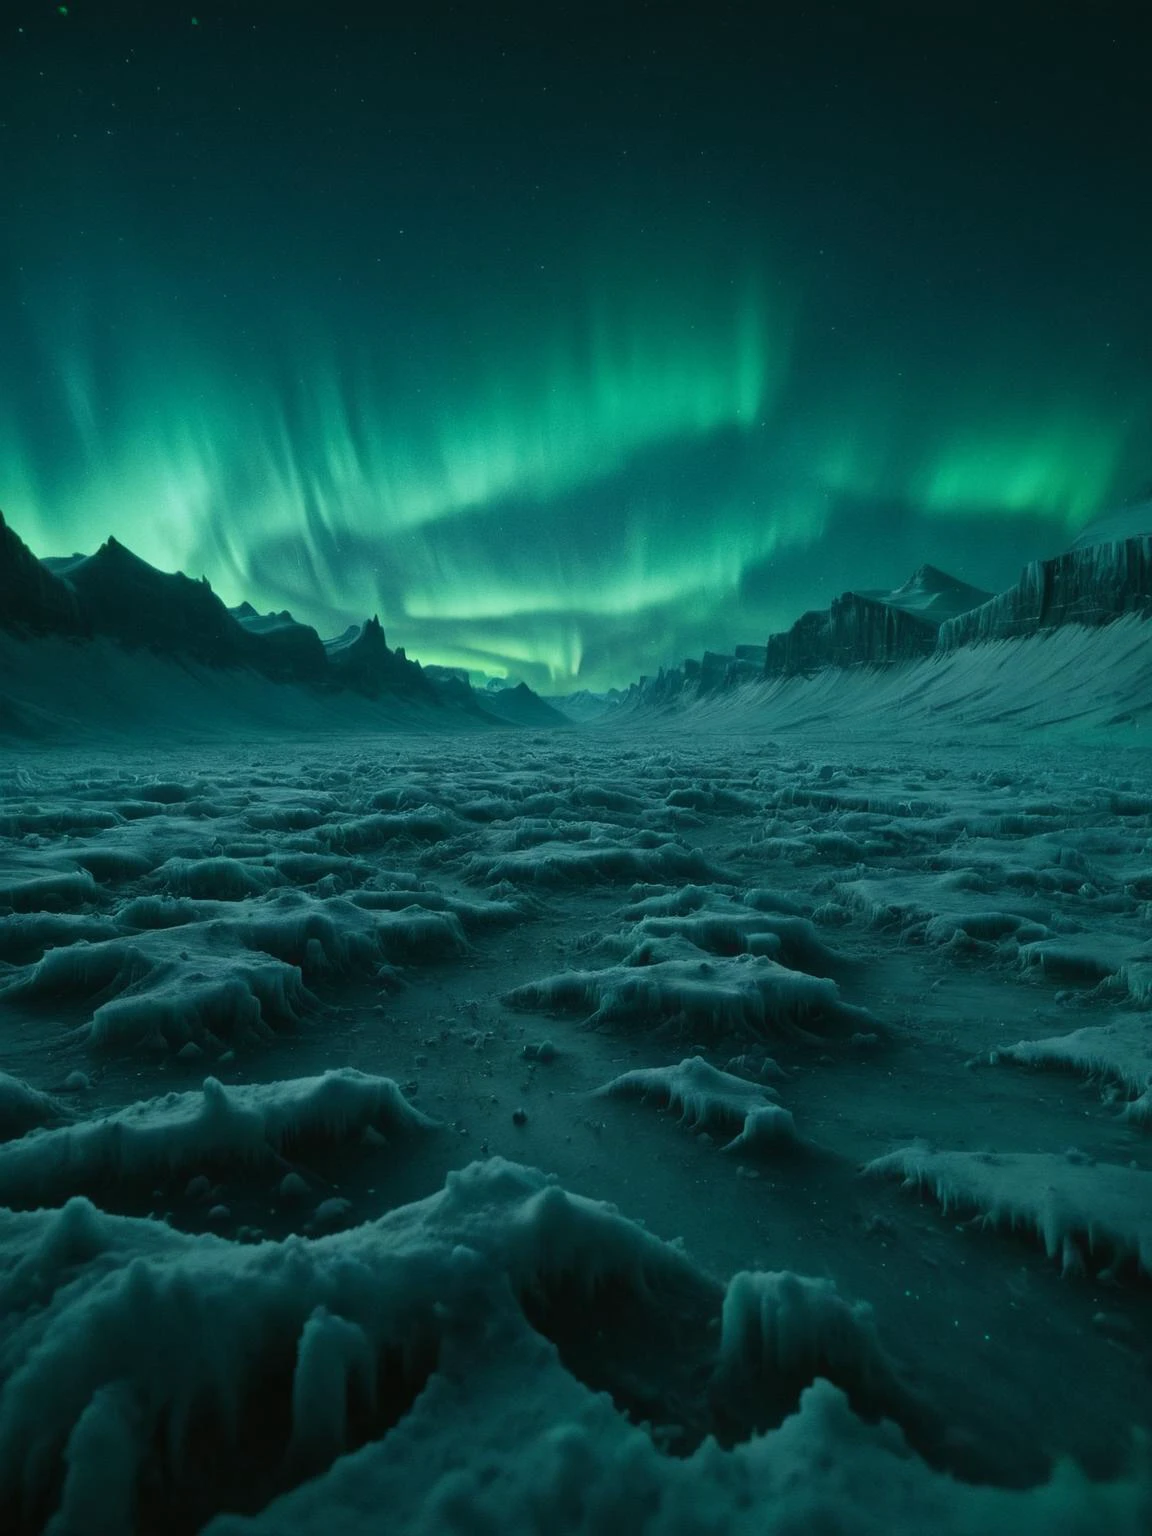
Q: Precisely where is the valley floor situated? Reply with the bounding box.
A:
[2,724,1151,1532]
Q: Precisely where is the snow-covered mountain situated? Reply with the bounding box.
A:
[0,514,561,737]
[8,509,1152,741]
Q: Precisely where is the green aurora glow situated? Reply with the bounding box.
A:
[2,4,1150,691]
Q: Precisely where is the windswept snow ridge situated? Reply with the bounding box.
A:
[0,1071,436,1208]
[596,1055,780,1130]
[993,1017,1152,1125]
[0,1160,1146,1536]
[866,1146,1152,1280]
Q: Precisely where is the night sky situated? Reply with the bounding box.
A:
[2,1,1150,690]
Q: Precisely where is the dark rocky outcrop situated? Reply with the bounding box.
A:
[0,511,89,636]
[939,537,1152,648]
[614,564,997,713]
[765,566,992,677]
[765,595,937,675]
[230,602,330,684]
[473,681,570,728]
[423,664,471,686]
[53,537,250,666]
[0,514,553,724]
[323,617,441,702]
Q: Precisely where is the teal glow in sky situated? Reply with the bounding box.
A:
[2,3,1150,689]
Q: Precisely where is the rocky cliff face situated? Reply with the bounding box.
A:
[1,517,442,706]
[0,511,88,636]
[938,537,1152,648]
[323,617,440,701]
[764,566,990,677]
[53,537,249,666]
[229,603,331,684]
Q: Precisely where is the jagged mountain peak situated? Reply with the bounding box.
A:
[0,513,567,730]
[893,564,963,594]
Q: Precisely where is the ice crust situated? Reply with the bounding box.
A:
[2,727,1152,1530]
[596,1055,780,1131]
[506,953,873,1039]
[866,1145,1152,1279]
[0,1158,1145,1536]
[0,1071,436,1206]
[994,1017,1152,1124]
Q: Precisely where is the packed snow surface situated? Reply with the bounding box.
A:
[3,724,1152,1531]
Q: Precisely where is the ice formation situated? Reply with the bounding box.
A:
[595,1055,780,1132]
[866,1145,1152,1279]
[506,954,873,1039]
[994,1017,1152,1124]
[0,1159,1146,1535]
[713,1269,919,1432]
[0,1071,436,1207]
[0,1072,71,1141]
[720,1103,800,1155]
[2,670,1152,1528]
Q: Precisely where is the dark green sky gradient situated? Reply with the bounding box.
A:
[2,2,1150,687]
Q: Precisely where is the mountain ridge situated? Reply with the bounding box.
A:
[0,512,562,733]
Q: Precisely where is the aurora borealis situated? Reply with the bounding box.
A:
[2,3,1150,690]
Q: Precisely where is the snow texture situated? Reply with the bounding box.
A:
[3,716,1152,1530]
[595,1055,780,1132]
[506,954,874,1039]
[866,1145,1152,1279]
[714,1269,916,1427]
[0,1159,1145,1536]
[994,1017,1152,1125]
[0,1071,436,1206]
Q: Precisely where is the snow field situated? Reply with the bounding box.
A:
[2,732,1152,1530]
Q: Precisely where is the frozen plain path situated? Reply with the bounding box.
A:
[1,724,1151,1532]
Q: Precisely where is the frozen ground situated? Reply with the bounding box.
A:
[2,724,1152,1532]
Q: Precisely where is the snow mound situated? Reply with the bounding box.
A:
[0,869,104,913]
[153,856,285,901]
[235,893,468,974]
[721,1104,801,1155]
[351,886,524,931]
[264,851,377,886]
[1017,937,1134,988]
[866,1145,1152,1280]
[993,1017,1152,1125]
[0,1159,1146,1534]
[212,1371,1152,1535]
[714,1269,917,1430]
[506,955,875,1041]
[467,838,722,888]
[0,1072,72,1142]
[309,809,457,852]
[621,884,733,919]
[87,956,309,1052]
[925,911,1051,947]
[2,932,312,1052]
[0,911,120,963]
[596,1056,779,1131]
[0,1071,435,1206]
[0,880,469,1048]
[630,909,843,974]
[840,875,1051,955]
[0,1159,710,1533]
